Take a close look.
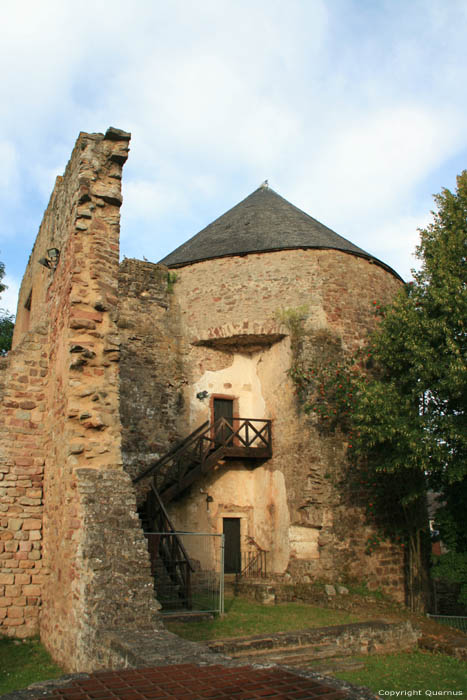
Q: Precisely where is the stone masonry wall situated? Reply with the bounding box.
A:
[0,330,47,637]
[118,259,186,501]
[1,129,159,670]
[166,249,405,601]
[38,128,129,667]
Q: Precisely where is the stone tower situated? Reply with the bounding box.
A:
[0,129,406,671]
[119,185,405,598]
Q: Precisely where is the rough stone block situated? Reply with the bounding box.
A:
[22,519,42,531]
[7,606,24,618]
[8,518,22,531]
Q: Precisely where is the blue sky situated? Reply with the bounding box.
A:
[1,0,466,314]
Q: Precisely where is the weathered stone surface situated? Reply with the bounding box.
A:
[72,468,161,671]
[146,247,405,602]
[118,260,184,501]
[1,129,159,669]
[2,125,407,674]
[206,620,418,658]
[104,127,131,141]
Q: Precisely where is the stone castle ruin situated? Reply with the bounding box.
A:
[0,128,405,670]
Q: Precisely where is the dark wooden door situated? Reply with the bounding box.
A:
[213,397,234,444]
[223,517,241,574]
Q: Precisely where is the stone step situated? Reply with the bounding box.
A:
[226,646,367,676]
[206,620,418,660]
[226,641,347,660]
[237,646,351,664]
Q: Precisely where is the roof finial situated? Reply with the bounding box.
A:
[260,179,269,189]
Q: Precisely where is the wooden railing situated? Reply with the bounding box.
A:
[135,418,272,608]
[134,417,272,504]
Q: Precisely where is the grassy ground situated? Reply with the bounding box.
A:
[0,636,64,696]
[164,595,359,641]
[165,596,467,694]
[1,599,465,696]
[334,649,467,693]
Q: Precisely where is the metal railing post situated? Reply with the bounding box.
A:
[220,533,225,616]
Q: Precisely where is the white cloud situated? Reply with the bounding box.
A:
[364,212,433,281]
[0,276,20,317]
[1,0,467,288]
[289,105,464,218]
[0,141,19,189]
[123,179,186,226]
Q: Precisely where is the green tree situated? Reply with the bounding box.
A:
[0,310,14,355]
[292,171,467,610]
[0,257,14,354]
[0,259,6,296]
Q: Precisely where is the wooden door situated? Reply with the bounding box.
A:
[223,517,241,574]
[213,397,234,445]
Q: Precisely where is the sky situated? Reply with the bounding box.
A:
[1,0,466,315]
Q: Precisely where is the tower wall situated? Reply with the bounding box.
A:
[162,249,405,600]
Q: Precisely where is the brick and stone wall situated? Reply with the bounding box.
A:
[0,330,47,637]
[157,249,405,601]
[1,129,159,670]
[2,125,408,671]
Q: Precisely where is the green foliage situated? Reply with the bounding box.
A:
[275,305,308,333]
[291,351,356,430]
[0,255,14,354]
[432,477,467,604]
[287,172,467,610]
[0,309,14,355]
[0,636,64,694]
[275,305,309,354]
[0,259,5,296]
[433,550,467,605]
[166,271,178,293]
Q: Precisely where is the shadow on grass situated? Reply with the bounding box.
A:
[164,596,358,642]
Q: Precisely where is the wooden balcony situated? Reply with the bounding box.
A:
[134,417,272,504]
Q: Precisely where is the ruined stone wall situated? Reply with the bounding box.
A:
[165,249,405,600]
[1,129,159,670]
[0,330,47,637]
[118,260,185,484]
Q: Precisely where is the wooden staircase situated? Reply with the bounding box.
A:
[134,417,272,609]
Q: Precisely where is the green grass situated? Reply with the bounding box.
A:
[0,636,64,695]
[334,650,467,693]
[166,598,467,694]
[2,605,465,697]
[164,595,358,641]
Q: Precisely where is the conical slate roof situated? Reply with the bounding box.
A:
[159,186,400,278]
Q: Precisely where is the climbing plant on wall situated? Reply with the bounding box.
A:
[287,172,467,612]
